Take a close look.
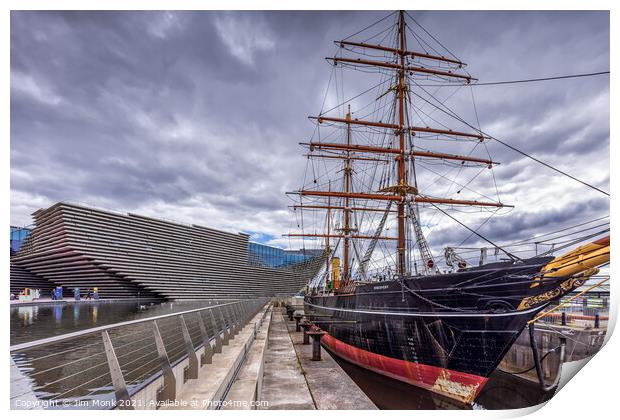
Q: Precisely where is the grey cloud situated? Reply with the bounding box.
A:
[10,10,609,254]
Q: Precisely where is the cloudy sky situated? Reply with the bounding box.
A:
[10,11,609,258]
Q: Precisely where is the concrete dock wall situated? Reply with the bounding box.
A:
[499,323,606,383]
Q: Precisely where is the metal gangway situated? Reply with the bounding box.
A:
[10,298,268,409]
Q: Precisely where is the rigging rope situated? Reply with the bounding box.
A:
[497,345,561,375]
[404,11,461,62]
[469,71,610,86]
[450,217,609,255]
[428,203,523,262]
[319,79,389,116]
[301,12,609,277]
[358,202,393,279]
[410,83,610,196]
[416,71,610,87]
[507,215,609,246]
[342,11,398,41]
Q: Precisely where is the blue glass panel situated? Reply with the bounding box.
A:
[248,242,315,268]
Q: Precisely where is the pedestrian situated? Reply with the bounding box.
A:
[86,288,92,300]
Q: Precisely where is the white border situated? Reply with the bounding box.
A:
[3,2,616,420]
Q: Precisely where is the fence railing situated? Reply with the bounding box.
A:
[10,298,268,409]
[537,292,609,328]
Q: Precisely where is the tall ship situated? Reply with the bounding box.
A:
[287,11,610,404]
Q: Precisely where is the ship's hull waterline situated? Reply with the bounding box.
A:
[304,258,584,404]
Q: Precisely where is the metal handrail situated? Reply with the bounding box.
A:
[10,300,243,352]
[11,297,269,408]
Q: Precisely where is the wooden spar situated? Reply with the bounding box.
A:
[286,233,398,240]
[313,115,398,130]
[305,154,390,163]
[291,204,398,213]
[408,149,495,165]
[292,190,511,208]
[397,10,407,275]
[304,142,497,165]
[327,56,476,82]
[311,115,484,140]
[296,190,398,201]
[304,142,400,154]
[296,190,401,201]
[337,40,466,67]
[410,126,484,140]
[413,197,513,207]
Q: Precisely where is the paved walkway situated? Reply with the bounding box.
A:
[284,313,377,410]
[260,311,315,409]
[10,357,41,410]
[163,308,268,410]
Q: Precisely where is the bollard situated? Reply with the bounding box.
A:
[300,321,311,345]
[287,308,294,321]
[308,330,327,361]
[561,311,567,326]
[294,314,303,332]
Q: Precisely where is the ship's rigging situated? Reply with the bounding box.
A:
[286,10,609,404]
[285,11,609,290]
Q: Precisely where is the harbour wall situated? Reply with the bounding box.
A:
[499,322,606,383]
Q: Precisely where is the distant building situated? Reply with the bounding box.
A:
[10,226,31,253]
[10,202,324,299]
[248,242,321,268]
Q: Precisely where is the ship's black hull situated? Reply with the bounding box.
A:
[304,257,584,403]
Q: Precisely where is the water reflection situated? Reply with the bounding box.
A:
[17,306,37,327]
[328,349,554,410]
[10,299,224,402]
[73,305,80,327]
[475,370,554,409]
[10,300,217,346]
[54,306,62,324]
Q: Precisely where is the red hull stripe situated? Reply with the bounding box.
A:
[322,333,489,404]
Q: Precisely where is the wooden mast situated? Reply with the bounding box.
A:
[326,181,331,290]
[343,106,352,283]
[287,10,510,282]
[396,10,407,275]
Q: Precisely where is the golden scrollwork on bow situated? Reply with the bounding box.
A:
[517,277,586,310]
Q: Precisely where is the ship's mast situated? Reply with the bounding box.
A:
[326,181,331,289]
[396,10,407,275]
[343,106,352,282]
[287,10,511,285]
